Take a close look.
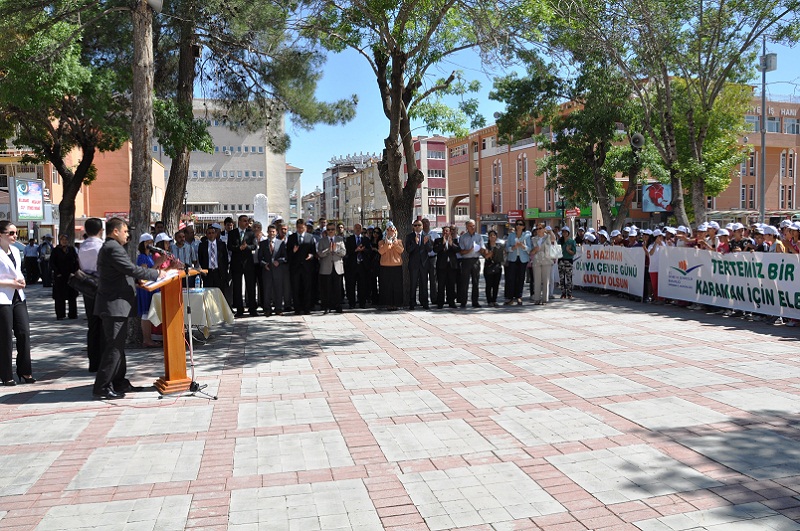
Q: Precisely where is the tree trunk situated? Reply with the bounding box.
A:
[692,176,707,223]
[669,167,690,226]
[161,15,196,234]
[612,153,643,231]
[129,1,155,346]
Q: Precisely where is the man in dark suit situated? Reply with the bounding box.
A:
[433,226,460,308]
[344,223,371,309]
[404,219,433,310]
[257,224,287,316]
[198,223,230,303]
[226,214,258,317]
[286,218,316,315]
[92,217,165,400]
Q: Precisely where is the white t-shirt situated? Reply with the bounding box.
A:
[648,241,666,273]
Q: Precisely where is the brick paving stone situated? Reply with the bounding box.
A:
[6,287,800,530]
[351,390,450,419]
[603,397,730,430]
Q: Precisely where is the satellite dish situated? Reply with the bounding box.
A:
[630,133,645,149]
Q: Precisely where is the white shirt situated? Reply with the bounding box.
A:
[77,236,103,274]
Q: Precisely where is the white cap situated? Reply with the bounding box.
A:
[697,223,709,231]
[732,223,744,231]
[780,219,792,228]
[676,226,689,234]
[665,227,677,235]
[610,230,621,237]
[707,221,720,230]
[210,223,222,230]
[765,225,781,236]
[717,228,730,236]
[586,228,596,233]
[628,230,638,237]
[154,232,172,244]
[622,226,631,233]
[791,222,800,231]
[584,233,596,242]
[545,225,553,231]
[642,229,653,236]
[560,226,570,233]
[725,223,735,230]
[598,230,609,240]
[652,229,663,237]
[139,233,154,243]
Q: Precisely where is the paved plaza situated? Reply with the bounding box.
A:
[2,285,800,530]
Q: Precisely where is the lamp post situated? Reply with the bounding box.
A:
[759,37,777,223]
[557,195,567,227]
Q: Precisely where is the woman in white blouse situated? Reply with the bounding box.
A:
[0,221,34,386]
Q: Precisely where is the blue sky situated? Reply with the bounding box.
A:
[285,42,800,194]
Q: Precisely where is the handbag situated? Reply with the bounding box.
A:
[68,270,99,297]
[547,243,563,260]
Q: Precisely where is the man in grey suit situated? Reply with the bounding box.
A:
[92,218,166,400]
[316,222,346,314]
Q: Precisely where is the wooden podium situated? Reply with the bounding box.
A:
[143,269,200,394]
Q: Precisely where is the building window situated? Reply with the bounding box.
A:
[740,184,746,208]
[258,146,264,153]
[428,150,445,159]
[51,168,59,185]
[449,144,467,158]
[767,116,780,133]
[244,146,249,153]
[192,170,198,178]
[222,146,227,152]
[245,204,250,211]
[748,184,755,209]
[428,169,445,179]
[788,186,795,209]
[200,170,206,177]
[245,170,250,177]
[214,146,219,153]
[781,185,787,209]
[237,146,242,152]
[222,171,227,177]
[789,150,795,179]
[748,151,756,176]
[546,188,554,212]
[153,145,159,152]
[237,171,242,177]
[259,171,264,178]
[706,196,714,209]
[781,151,787,179]
[216,171,220,178]
[745,115,759,132]
[456,206,468,216]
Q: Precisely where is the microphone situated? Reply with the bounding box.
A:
[147,244,174,257]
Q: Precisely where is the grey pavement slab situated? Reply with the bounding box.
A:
[559,338,627,352]
[233,430,353,475]
[704,387,800,414]
[454,382,558,409]
[640,367,741,388]
[107,406,213,437]
[633,502,800,530]
[228,479,381,530]
[604,397,730,430]
[512,357,598,375]
[241,357,314,373]
[0,411,95,444]
[551,374,654,398]
[240,374,322,396]
[493,406,621,445]
[327,352,397,368]
[479,343,555,358]
[547,444,721,504]
[238,397,335,428]
[350,390,450,419]
[36,495,192,531]
[0,451,60,496]
[722,361,800,380]
[623,334,692,347]
[399,462,565,530]
[591,351,676,367]
[682,428,800,480]
[403,347,478,364]
[337,368,420,389]
[67,441,204,490]
[369,419,495,461]
[425,363,513,383]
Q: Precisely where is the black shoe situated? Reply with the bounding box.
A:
[2,380,16,386]
[335,308,343,314]
[250,311,259,317]
[422,305,430,310]
[235,311,245,318]
[323,309,330,315]
[118,382,147,393]
[472,303,481,308]
[437,305,444,309]
[93,387,125,400]
[449,303,457,309]
[359,304,366,309]
[17,375,36,384]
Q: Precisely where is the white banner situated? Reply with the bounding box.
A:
[574,245,646,297]
[659,247,800,319]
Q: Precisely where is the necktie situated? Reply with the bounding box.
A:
[210,242,217,269]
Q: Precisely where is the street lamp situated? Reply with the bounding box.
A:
[557,194,567,227]
[759,38,777,223]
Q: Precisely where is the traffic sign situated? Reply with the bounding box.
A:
[566,207,581,218]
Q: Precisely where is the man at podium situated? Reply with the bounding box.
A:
[92,218,167,400]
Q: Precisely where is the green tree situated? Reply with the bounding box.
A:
[300,0,544,243]
[0,20,128,242]
[547,0,799,224]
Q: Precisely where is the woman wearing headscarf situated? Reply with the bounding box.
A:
[377,222,404,311]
